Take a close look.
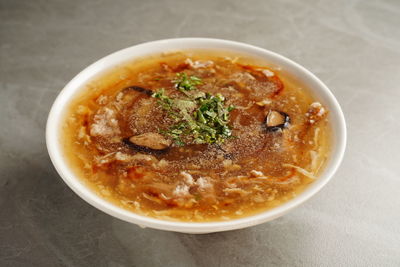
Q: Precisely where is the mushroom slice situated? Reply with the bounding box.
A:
[124,133,172,152]
[116,86,154,105]
[123,86,153,96]
[265,110,290,132]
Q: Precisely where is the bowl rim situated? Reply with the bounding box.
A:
[46,37,346,233]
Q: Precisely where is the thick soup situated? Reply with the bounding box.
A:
[62,50,330,222]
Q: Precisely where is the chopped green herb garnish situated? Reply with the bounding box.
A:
[152,73,235,146]
[152,88,180,120]
[173,72,202,92]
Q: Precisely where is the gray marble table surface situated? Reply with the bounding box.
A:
[1,0,399,266]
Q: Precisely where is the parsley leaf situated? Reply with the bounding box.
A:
[173,72,202,92]
[152,73,235,146]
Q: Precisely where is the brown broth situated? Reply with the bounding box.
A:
[61,50,331,222]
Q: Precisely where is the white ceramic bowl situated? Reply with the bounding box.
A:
[46,38,346,234]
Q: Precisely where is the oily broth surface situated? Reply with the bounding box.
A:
[62,50,330,222]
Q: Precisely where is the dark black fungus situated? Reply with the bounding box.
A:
[264,110,290,132]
